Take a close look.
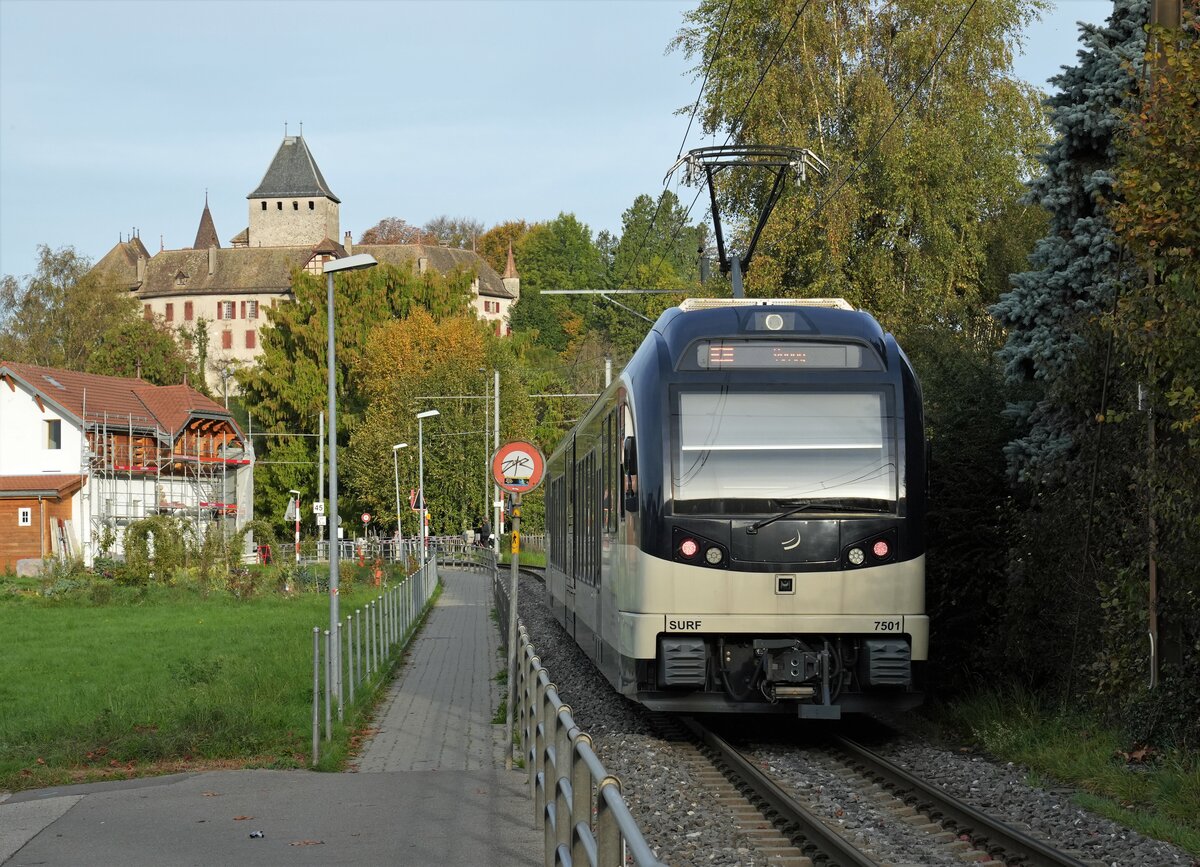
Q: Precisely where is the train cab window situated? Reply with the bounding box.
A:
[672,390,897,513]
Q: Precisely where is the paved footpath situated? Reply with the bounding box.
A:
[1,568,540,866]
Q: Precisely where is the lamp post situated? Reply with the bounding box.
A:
[288,489,301,564]
[478,368,490,536]
[416,409,440,565]
[323,253,377,707]
[391,443,408,565]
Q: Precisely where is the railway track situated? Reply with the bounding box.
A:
[829,736,1098,867]
[648,715,1101,867]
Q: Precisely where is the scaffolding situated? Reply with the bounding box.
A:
[82,409,253,559]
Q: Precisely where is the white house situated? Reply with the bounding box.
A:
[0,362,253,572]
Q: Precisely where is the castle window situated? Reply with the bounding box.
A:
[293,201,299,211]
[222,331,233,349]
[277,201,283,210]
[245,330,256,350]
[308,201,314,210]
[184,301,193,321]
[165,303,174,322]
[261,202,267,211]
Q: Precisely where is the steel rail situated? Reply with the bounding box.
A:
[682,719,877,867]
[834,737,1089,867]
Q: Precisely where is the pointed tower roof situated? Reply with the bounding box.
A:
[247,135,340,203]
[503,243,519,279]
[193,196,221,249]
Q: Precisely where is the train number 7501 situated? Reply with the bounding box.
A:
[873,619,902,632]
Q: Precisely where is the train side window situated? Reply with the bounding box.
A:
[623,436,639,513]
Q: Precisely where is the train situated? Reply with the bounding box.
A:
[544,298,927,719]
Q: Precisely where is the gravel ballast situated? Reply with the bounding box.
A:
[512,573,1195,866]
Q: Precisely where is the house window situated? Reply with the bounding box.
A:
[240,301,246,319]
[143,304,152,321]
[222,331,233,349]
[46,419,62,449]
[247,300,259,319]
[220,300,235,320]
[18,507,32,527]
[245,330,256,350]
[184,301,193,321]
[165,303,174,322]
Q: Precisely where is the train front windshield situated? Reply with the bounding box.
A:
[671,390,898,514]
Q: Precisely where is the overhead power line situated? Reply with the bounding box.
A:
[800,0,979,229]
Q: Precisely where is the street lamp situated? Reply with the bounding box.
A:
[288,489,301,564]
[416,409,440,565]
[323,253,377,707]
[391,443,408,566]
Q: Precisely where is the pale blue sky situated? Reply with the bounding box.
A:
[0,0,1111,282]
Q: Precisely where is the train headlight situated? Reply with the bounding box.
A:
[872,539,890,559]
[679,538,700,559]
[848,547,865,566]
[704,546,724,565]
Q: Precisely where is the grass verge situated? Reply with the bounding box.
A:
[927,690,1200,855]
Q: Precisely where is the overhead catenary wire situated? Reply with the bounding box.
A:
[641,0,814,284]
[798,0,979,230]
[613,0,735,292]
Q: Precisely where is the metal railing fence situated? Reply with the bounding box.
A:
[492,562,666,867]
[281,534,495,566]
[310,556,439,763]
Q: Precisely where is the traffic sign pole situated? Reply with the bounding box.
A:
[505,493,521,770]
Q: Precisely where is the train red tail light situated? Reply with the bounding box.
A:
[872,539,890,559]
[679,538,700,559]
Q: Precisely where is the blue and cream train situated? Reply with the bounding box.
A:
[545,298,927,719]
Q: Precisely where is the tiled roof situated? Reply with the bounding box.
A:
[91,239,145,290]
[0,474,86,497]
[503,244,519,279]
[247,135,340,203]
[193,202,220,249]
[133,246,311,298]
[356,244,513,299]
[0,362,238,439]
[230,227,249,245]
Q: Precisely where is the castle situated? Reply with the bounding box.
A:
[91,134,519,395]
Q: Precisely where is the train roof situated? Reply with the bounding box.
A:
[650,298,889,360]
[677,297,854,312]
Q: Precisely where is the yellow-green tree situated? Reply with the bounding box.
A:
[346,310,538,537]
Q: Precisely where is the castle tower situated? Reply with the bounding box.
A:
[246,134,340,247]
[193,195,220,249]
[502,243,520,301]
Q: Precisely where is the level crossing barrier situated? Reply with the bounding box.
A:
[491,555,666,867]
[309,556,439,764]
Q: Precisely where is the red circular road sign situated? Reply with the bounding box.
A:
[361,512,371,524]
[491,441,546,493]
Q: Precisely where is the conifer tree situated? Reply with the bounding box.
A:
[991,0,1148,482]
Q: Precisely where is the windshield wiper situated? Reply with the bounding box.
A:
[746,501,889,534]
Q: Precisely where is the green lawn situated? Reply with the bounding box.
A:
[0,584,405,792]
